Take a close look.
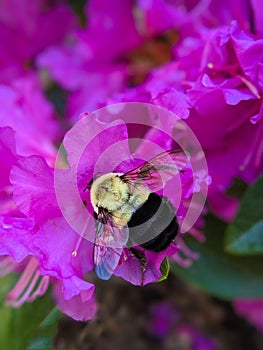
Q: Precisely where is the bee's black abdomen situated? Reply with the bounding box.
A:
[128,192,162,227]
[128,193,178,252]
[140,216,178,252]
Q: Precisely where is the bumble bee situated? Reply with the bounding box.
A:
[88,150,188,283]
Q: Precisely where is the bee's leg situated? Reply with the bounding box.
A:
[129,248,147,286]
[141,259,146,286]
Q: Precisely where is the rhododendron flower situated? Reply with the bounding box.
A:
[137,0,253,37]
[148,301,179,339]
[0,0,76,82]
[0,126,96,321]
[37,0,260,122]
[37,0,142,121]
[181,21,263,219]
[148,301,215,349]
[176,325,216,350]
[54,111,195,285]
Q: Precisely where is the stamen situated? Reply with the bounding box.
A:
[0,256,16,277]
[237,75,261,99]
[8,269,40,307]
[72,234,84,257]
[71,218,90,257]
[172,254,192,268]
[7,258,38,300]
[27,276,50,303]
[207,62,261,99]
[188,227,205,242]
[176,237,199,260]
[6,258,49,307]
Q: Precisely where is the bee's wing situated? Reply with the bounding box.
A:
[94,211,129,280]
[120,150,189,192]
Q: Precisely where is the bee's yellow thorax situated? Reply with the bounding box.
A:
[90,172,150,227]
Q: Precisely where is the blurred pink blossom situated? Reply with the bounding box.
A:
[0,0,77,82]
[0,76,59,163]
[233,299,263,333]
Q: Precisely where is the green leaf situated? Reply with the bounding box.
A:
[27,337,53,350]
[0,275,61,350]
[225,176,263,255]
[171,215,263,299]
[157,257,170,282]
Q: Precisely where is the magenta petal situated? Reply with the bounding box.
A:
[250,0,263,37]
[0,213,95,303]
[189,74,257,108]
[207,190,239,222]
[230,21,263,88]
[250,103,263,124]
[1,194,95,306]
[60,112,131,193]
[144,250,170,282]
[10,155,60,221]
[66,68,127,121]
[82,0,141,60]
[63,113,130,170]
[113,249,144,285]
[54,114,131,240]
[0,216,35,261]
[59,275,95,302]
[0,0,76,72]
[35,217,94,280]
[114,248,168,286]
[53,279,96,322]
[0,126,17,189]
[151,89,190,119]
[34,3,77,52]
[0,77,57,160]
[137,0,193,36]
[36,46,87,90]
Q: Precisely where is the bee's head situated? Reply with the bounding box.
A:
[89,172,128,211]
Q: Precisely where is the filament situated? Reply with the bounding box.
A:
[6,257,49,307]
